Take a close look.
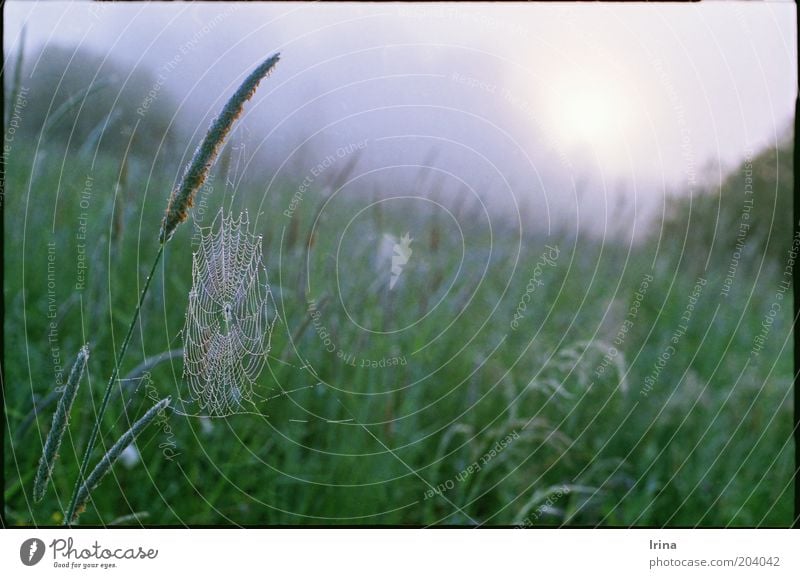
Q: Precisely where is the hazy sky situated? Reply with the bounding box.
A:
[4,1,797,234]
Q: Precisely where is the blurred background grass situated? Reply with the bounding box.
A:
[3,45,794,527]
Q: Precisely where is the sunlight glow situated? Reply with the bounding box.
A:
[549,73,635,157]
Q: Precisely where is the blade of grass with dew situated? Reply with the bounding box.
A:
[16,348,182,443]
[69,397,170,523]
[63,240,165,525]
[33,345,89,502]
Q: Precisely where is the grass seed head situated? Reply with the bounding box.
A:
[33,344,90,503]
[159,53,280,244]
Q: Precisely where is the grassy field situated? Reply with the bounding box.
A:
[3,128,794,526]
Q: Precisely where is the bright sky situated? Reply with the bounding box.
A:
[4,1,797,233]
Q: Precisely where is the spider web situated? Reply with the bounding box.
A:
[181,209,275,417]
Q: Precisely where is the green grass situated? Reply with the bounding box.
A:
[3,137,794,526]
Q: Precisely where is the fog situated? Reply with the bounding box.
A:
[4,1,796,237]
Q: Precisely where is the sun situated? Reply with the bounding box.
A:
[561,89,617,144]
[548,73,635,158]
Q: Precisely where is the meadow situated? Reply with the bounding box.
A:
[2,51,794,526]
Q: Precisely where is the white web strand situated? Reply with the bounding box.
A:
[181,210,275,417]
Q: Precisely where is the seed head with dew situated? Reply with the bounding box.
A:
[160,53,280,244]
[33,345,89,503]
